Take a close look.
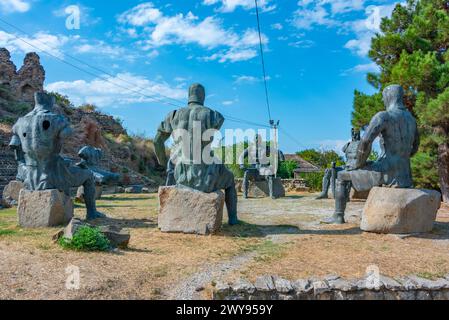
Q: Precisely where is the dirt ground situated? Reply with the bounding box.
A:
[1,192,449,300]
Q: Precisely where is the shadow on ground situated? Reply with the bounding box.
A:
[220,221,362,238]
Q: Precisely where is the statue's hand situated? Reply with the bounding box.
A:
[75,161,88,169]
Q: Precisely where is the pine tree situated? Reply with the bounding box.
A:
[352,0,449,201]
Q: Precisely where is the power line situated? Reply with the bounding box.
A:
[254,0,272,123]
[0,18,278,131]
[0,19,184,108]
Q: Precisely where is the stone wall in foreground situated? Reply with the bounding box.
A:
[213,274,449,300]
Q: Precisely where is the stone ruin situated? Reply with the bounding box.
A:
[0,48,45,105]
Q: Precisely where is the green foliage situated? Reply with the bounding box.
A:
[79,104,98,113]
[296,149,344,168]
[58,226,110,251]
[298,172,325,191]
[277,160,298,179]
[0,116,16,125]
[352,91,384,129]
[352,0,449,191]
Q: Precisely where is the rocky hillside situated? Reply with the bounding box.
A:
[0,49,165,197]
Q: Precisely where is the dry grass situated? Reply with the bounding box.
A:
[0,194,263,300]
[1,193,449,300]
[237,209,449,282]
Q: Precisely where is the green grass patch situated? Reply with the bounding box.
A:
[0,229,17,236]
[58,226,110,251]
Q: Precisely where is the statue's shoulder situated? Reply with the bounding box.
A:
[371,110,390,124]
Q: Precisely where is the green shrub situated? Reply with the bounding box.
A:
[0,116,16,125]
[299,171,324,191]
[58,226,110,251]
[277,160,297,179]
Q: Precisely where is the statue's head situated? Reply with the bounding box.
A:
[383,85,405,111]
[188,83,205,106]
[34,92,55,112]
[351,128,361,141]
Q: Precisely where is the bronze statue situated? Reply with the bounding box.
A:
[238,134,285,199]
[323,85,419,224]
[154,83,238,225]
[9,92,103,220]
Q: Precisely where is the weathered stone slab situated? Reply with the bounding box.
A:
[350,189,370,200]
[361,187,441,234]
[98,225,130,248]
[54,218,130,248]
[18,189,73,227]
[158,186,224,235]
[2,180,24,207]
[248,178,285,198]
[125,185,143,193]
[75,185,103,202]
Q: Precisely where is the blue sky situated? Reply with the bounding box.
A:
[0,0,399,153]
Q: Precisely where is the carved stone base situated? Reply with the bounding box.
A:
[18,189,73,228]
[158,186,224,235]
[361,187,441,234]
[247,178,285,198]
[75,185,103,202]
[2,180,24,207]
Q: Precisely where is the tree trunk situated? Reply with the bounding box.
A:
[437,142,449,203]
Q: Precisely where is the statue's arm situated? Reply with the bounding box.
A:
[238,148,249,168]
[411,127,420,156]
[9,125,24,162]
[154,112,175,168]
[213,111,225,130]
[278,150,285,162]
[356,112,386,168]
[59,117,74,140]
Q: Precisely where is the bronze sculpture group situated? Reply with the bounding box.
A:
[8,83,420,228]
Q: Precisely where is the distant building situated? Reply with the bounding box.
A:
[0,48,45,105]
[284,154,321,179]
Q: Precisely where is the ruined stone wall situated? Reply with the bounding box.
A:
[0,48,45,105]
[213,274,449,300]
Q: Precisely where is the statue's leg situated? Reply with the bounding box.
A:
[316,168,331,199]
[218,165,239,225]
[242,170,250,199]
[225,182,239,225]
[69,166,105,220]
[83,175,105,220]
[267,175,276,199]
[321,178,349,224]
[165,159,176,186]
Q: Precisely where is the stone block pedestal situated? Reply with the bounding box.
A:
[158,186,224,235]
[248,178,285,198]
[18,189,74,228]
[361,187,441,234]
[2,180,24,206]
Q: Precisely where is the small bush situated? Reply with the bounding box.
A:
[0,116,16,125]
[58,226,110,251]
[299,171,324,191]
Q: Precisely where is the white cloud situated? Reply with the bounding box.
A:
[340,62,380,76]
[118,2,268,63]
[233,75,270,84]
[288,39,315,49]
[292,4,336,29]
[46,73,185,108]
[292,0,366,29]
[317,139,349,155]
[202,0,275,13]
[0,0,30,13]
[117,3,163,26]
[344,3,399,57]
[271,23,283,30]
[0,31,69,57]
[53,4,102,26]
